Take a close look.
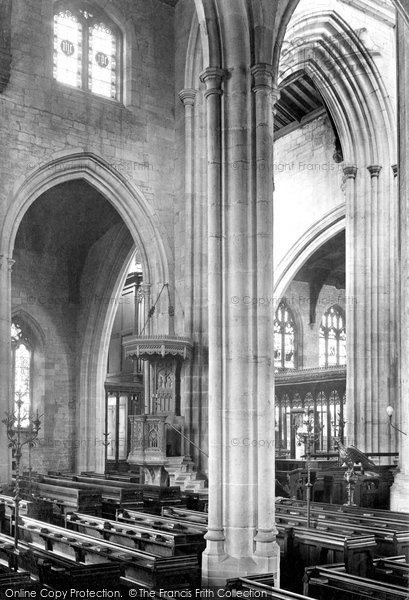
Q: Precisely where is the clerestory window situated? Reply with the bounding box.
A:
[53,4,121,100]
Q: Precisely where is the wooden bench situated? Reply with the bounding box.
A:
[17,515,200,590]
[0,493,54,533]
[161,506,208,525]
[117,508,207,535]
[30,482,103,516]
[278,498,409,524]
[276,502,409,530]
[303,565,409,600]
[275,511,409,558]
[226,575,315,600]
[45,473,180,512]
[180,490,208,512]
[312,555,409,588]
[37,476,143,517]
[66,512,205,557]
[0,529,121,591]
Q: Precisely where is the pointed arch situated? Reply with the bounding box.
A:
[1,152,171,287]
[278,9,396,166]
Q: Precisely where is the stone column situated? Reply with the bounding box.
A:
[178,88,197,456]
[345,157,396,455]
[178,88,197,337]
[0,254,13,484]
[141,283,151,414]
[251,65,279,570]
[391,9,409,511]
[199,67,226,584]
[343,164,358,446]
[202,60,279,585]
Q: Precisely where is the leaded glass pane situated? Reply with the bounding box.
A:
[89,22,118,99]
[14,343,31,426]
[54,10,82,88]
[319,333,326,367]
[274,301,295,369]
[319,305,346,367]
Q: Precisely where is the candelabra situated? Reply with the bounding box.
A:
[292,408,323,528]
[2,392,42,562]
[102,431,110,478]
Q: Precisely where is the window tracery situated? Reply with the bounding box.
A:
[319,305,346,367]
[274,301,296,369]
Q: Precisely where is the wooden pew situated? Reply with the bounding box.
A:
[275,511,409,558]
[0,529,121,591]
[372,556,409,587]
[30,482,103,517]
[17,515,200,590]
[276,502,409,530]
[276,524,377,576]
[180,490,208,512]
[303,565,409,600]
[0,493,54,533]
[66,512,205,557]
[161,506,208,525]
[278,498,409,524]
[312,555,409,588]
[226,575,315,600]
[36,476,143,517]
[46,473,180,512]
[117,508,207,535]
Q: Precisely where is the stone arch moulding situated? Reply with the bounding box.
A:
[1,152,171,286]
[274,206,345,304]
[278,9,396,167]
[2,153,172,472]
[11,307,46,349]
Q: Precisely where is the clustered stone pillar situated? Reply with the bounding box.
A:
[179,88,197,338]
[200,67,226,584]
[179,88,197,456]
[201,63,279,586]
[344,154,397,454]
[344,164,358,447]
[0,254,13,484]
[391,7,409,511]
[251,64,279,566]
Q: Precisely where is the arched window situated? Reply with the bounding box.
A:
[319,305,346,367]
[53,3,121,100]
[11,321,32,427]
[274,301,296,369]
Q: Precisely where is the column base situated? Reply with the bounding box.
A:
[390,471,409,512]
[201,542,280,587]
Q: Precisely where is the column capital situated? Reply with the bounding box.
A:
[0,255,14,272]
[251,63,274,91]
[343,164,358,179]
[199,67,226,96]
[367,165,382,178]
[392,164,398,178]
[178,88,197,106]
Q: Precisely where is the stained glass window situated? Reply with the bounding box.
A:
[274,301,296,369]
[319,306,346,367]
[89,22,118,99]
[53,5,120,100]
[53,10,83,88]
[11,322,32,427]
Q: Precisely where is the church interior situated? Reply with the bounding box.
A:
[0,0,408,595]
